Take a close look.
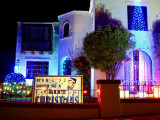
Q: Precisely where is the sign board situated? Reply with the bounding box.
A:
[33,75,83,103]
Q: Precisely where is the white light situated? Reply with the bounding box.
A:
[157,13,160,20]
[138,92,146,98]
[135,0,141,3]
[14,65,20,73]
[154,87,160,98]
[120,90,129,98]
[91,68,95,97]
[26,79,33,85]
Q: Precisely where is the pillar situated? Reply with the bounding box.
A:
[97,80,121,118]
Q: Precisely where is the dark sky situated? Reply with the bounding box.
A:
[2,0,90,50]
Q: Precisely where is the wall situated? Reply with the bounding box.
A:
[0,103,99,120]
[58,11,76,75]
[73,11,92,58]
[58,11,92,75]
[121,102,160,116]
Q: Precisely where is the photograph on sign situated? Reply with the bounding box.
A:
[33,75,83,103]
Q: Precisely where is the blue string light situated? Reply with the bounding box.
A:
[128,4,148,31]
[5,73,26,84]
[63,58,71,75]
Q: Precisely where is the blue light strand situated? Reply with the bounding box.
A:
[130,6,147,31]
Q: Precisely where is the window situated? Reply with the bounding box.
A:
[26,61,49,78]
[63,23,69,37]
[127,6,148,31]
[22,24,52,51]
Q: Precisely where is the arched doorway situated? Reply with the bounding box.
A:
[124,50,152,86]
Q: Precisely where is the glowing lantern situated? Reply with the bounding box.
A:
[96,89,100,94]
[153,87,160,98]
[83,90,87,94]
[120,90,129,99]
[138,92,147,98]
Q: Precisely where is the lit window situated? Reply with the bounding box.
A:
[63,23,69,37]
[127,6,148,31]
[26,61,49,78]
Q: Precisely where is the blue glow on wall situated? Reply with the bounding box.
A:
[63,58,71,75]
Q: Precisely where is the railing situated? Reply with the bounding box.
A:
[0,88,98,103]
[120,82,160,99]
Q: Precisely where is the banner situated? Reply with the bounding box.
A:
[33,75,83,103]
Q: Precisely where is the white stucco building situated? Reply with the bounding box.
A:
[90,0,160,93]
[15,0,160,93]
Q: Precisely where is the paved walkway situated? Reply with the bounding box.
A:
[83,114,160,120]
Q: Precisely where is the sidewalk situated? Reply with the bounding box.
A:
[83,114,160,120]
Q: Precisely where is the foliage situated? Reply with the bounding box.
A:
[5,73,25,84]
[152,20,160,59]
[72,56,91,89]
[95,4,122,30]
[83,24,135,80]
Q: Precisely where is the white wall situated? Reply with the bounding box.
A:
[58,11,92,75]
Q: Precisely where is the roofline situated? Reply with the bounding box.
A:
[20,22,55,24]
[58,10,89,20]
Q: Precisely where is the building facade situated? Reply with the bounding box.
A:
[15,0,160,92]
[15,11,92,85]
[90,0,160,92]
[15,22,59,84]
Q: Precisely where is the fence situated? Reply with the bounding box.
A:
[1,82,160,102]
[0,88,98,103]
[120,82,160,99]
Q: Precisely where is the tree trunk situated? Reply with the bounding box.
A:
[106,72,110,80]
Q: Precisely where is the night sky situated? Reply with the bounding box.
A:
[2,0,90,49]
[0,0,90,82]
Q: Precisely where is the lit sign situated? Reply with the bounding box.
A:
[33,75,83,103]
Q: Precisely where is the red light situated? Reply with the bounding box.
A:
[83,90,87,94]
[132,86,135,89]
[60,90,64,94]
[20,86,23,89]
[96,89,100,94]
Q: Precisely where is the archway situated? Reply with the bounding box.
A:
[124,50,152,86]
